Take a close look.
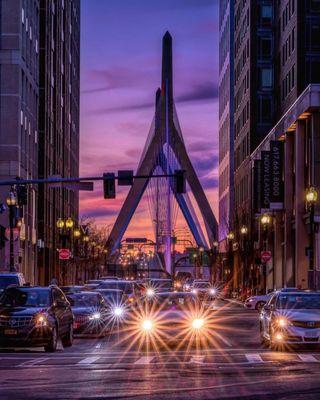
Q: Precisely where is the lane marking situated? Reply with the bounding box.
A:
[190,355,205,364]
[298,354,318,362]
[134,356,154,365]
[95,343,102,349]
[18,357,49,367]
[77,356,100,365]
[245,353,263,363]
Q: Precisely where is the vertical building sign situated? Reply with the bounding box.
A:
[270,140,284,209]
[253,159,262,214]
[261,151,271,211]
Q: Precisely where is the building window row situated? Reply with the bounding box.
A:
[235,174,249,208]
[235,69,249,110]
[235,8,249,57]
[235,101,249,138]
[219,117,230,162]
[281,64,295,100]
[282,0,295,31]
[220,166,230,195]
[282,27,295,66]
[235,39,250,82]
[234,133,250,170]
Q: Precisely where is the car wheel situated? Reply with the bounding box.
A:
[255,301,265,311]
[61,324,73,348]
[44,326,58,352]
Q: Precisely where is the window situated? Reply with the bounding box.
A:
[261,68,273,88]
[311,24,320,48]
[261,5,272,25]
[311,0,320,12]
[260,37,272,58]
[260,97,272,122]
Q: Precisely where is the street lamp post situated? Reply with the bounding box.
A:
[6,191,17,272]
[260,214,271,293]
[306,187,318,289]
[240,225,248,298]
[226,232,234,296]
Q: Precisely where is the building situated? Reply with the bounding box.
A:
[219,0,320,293]
[37,0,80,285]
[0,0,80,285]
[218,0,235,246]
[0,0,40,282]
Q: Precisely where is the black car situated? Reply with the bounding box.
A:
[67,292,109,335]
[0,286,73,352]
[60,285,83,295]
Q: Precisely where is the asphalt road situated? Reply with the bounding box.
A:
[1,299,320,400]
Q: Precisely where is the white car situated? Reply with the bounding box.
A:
[260,291,320,349]
[244,293,272,311]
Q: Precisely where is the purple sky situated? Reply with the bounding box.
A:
[80,0,219,238]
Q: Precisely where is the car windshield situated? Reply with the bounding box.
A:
[0,287,50,307]
[0,276,18,289]
[149,293,198,310]
[194,282,210,288]
[277,294,320,309]
[96,290,123,303]
[148,280,173,290]
[98,281,133,293]
[67,294,101,307]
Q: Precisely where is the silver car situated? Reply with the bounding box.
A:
[260,291,320,350]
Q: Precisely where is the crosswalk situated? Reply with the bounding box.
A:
[0,351,320,370]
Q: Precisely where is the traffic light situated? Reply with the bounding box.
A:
[118,170,133,186]
[103,173,116,199]
[17,185,28,206]
[174,170,186,194]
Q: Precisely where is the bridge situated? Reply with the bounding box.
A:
[107,32,218,275]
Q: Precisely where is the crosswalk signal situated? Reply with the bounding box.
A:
[103,173,116,199]
[175,170,186,194]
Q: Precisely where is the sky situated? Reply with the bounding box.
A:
[80,0,219,241]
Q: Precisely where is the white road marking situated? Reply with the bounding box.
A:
[77,356,100,365]
[95,343,102,349]
[18,357,49,367]
[190,355,205,364]
[298,354,318,362]
[134,356,154,365]
[245,353,263,363]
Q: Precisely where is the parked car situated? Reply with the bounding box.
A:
[97,280,137,304]
[67,292,108,335]
[191,281,216,301]
[260,291,320,350]
[0,285,73,352]
[0,273,26,294]
[244,293,273,311]
[60,285,83,295]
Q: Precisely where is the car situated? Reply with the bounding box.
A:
[100,276,119,280]
[0,273,26,294]
[85,280,103,285]
[60,285,83,294]
[94,289,126,306]
[260,291,320,350]
[144,278,173,292]
[97,280,137,304]
[67,292,109,335]
[244,293,273,311]
[191,281,217,301]
[126,291,212,348]
[0,285,73,352]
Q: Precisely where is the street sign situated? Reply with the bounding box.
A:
[59,248,71,260]
[261,250,272,264]
[125,238,147,243]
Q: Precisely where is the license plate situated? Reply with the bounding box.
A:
[304,331,318,338]
[4,329,17,335]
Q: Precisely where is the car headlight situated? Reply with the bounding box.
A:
[185,284,190,290]
[209,288,216,295]
[146,288,155,298]
[192,289,198,294]
[89,312,101,320]
[141,319,153,331]
[113,306,124,317]
[276,317,288,328]
[192,318,205,330]
[248,298,255,302]
[35,314,48,327]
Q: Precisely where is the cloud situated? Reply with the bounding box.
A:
[176,82,218,103]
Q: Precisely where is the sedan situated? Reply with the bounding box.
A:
[0,286,73,352]
[244,293,273,311]
[67,292,109,335]
[260,291,320,350]
[191,281,217,302]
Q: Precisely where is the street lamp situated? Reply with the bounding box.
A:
[261,214,271,226]
[227,231,234,241]
[6,191,17,272]
[82,235,89,242]
[240,225,248,235]
[306,186,318,289]
[65,217,74,230]
[73,228,81,238]
[56,218,65,229]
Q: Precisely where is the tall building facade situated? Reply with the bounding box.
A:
[218,0,234,246]
[0,0,80,284]
[37,0,80,285]
[219,0,320,293]
[0,0,40,282]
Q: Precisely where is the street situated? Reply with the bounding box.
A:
[1,300,320,400]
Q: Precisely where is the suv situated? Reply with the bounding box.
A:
[0,273,26,294]
[0,285,73,352]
